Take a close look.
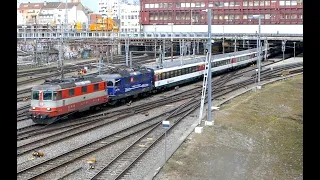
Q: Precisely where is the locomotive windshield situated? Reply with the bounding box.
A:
[32,91,39,100]
[43,91,53,100]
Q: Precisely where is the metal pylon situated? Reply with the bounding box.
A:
[198,52,211,124]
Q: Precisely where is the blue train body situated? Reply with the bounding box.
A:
[97,67,155,104]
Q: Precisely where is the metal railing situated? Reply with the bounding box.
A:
[17,30,303,41]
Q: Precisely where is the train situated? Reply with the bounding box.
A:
[27,47,271,124]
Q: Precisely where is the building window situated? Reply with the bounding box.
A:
[230,2,235,7]
[235,15,240,19]
[291,1,297,5]
[249,1,253,6]
[280,1,285,6]
[181,3,185,7]
[191,3,196,7]
[224,15,229,19]
[154,3,159,8]
[150,4,154,8]
[265,1,270,6]
[243,15,248,19]
[163,3,168,8]
[186,12,190,20]
[224,2,229,7]
[254,1,259,6]
[164,12,168,20]
[195,2,201,7]
[185,3,190,7]
[291,14,297,19]
[229,15,234,19]
[219,15,223,20]
[150,13,154,20]
[286,1,291,5]
[168,3,172,8]
[159,12,163,20]
[213,15,218,19]
[201,2,205,7]
[243,1,248,6]
[159,3,163,8]
[235,2,240,6]
[176,3,181,8]
[260,1,265,6]
[265,14,271,19]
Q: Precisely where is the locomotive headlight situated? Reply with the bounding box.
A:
[32,107,36,110]
[47,107,51,111]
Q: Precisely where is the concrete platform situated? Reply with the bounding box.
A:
[264,57,303,70]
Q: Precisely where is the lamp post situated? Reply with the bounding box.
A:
[222,25,225,54]
[293,42,296,60]
[191,9,193,33]
[168,23,174,61]
[249,15,262,86]
[153,23,157,60]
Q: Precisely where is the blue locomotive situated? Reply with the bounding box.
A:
[97,67,154,105]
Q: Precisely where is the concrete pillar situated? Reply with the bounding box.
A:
[118,42,121,55]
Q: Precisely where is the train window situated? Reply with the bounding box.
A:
[107,81,114,86]
[32,91,39,100]
[125,78,130,84]
[162,73,165,79]
[193,66,197,72]
[182,68,186,75]
[178,69,181,76]
[133,76,139,82]
[43,91,52,100]
[82,86,87,93]
[169,71,173,78]
[52,91,61,100]
[144,74,150,81]
[53,92,57,100]
[69,89,75,97]
[94,84,99,91]
[115,79,120,86]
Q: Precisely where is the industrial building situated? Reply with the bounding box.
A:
[139,0,303,33]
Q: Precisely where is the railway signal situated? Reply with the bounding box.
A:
[162,121,170,163]
[282,40,287,62]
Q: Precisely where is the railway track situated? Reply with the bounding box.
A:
[17,61,302,179]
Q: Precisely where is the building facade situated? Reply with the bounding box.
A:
[17,1,92,25]
[139,0,303,34]
[55,2,89,25]
[120,3,141,33]
[18,2,44,24]
[98,0,120,18]
[38,2,61,25]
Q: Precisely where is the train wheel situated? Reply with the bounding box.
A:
[108,100,118,105]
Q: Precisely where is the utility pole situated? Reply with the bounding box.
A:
[206,9,213,125]
[257,16,261,85]
[293,42,296,60]
[199,9,213,126]
[222,25,225,54]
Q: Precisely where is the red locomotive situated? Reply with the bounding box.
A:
[27,77,108,124]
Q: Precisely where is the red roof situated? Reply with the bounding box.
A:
[57,2,79,9]
[19,3,44,10]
